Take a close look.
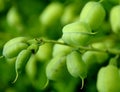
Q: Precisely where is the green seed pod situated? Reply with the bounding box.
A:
[62,22,93,46]
[3,37,29,50]
[35,43,53,62]
[91,41,107,50]
[103,36,116,49]
[12,49,32,83]
[79,1,106,30]
[66,51,87,89]
[82,50,109,76]
[7,7,22,28]
[52,39,72,57]
[27,43,39,54]
[110,5,120,34]
[82,50,109,66]
[61,4,79,25]
[39,2,64,26]
[46,55,70,81]
[3,43,28,59]
[97,65,120,92]
[32,62,49,90]
[6,57,16,64]
[25,55,37,80]
[83,41,109,65]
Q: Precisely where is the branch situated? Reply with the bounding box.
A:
[35,38,120,55]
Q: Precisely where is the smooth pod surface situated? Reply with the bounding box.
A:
[12,49,32,83]
[3,42,28,58]
[66,51,87,89]
[66,51,87,79]
[79,1,106,30]
[39,2,63,26]
[15,49,32,73]
[46,55,70,81]
[36,43,53,61]
[110,5,120,34]
[97,65,120,92]
[7,7,22,27]
[52,39,72,57]
[25,55,37,80]
[3,37,29,50]
[62,22,92,46]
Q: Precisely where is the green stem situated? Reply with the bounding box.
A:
[35,38,69,46]
[35,38,120,55]
[12,71,18,84]
[80,78,84,89]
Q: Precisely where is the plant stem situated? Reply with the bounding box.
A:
[35,38,69,46]
[36,38,120,55]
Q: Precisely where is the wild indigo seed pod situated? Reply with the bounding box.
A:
[3,37,29,50]
[46,55,70,81]
[66,51,87,89]
[3,42,28,59]
[61,3,79,25]
[82,50,109,74]
[97,65,120,92]
[27,43,39,54]
[35,43,53,62]
[39,2,64,27]
[7,7,22,27]
[12,49,32,83]
[52,39,72,57]
[62,22,92,46]
[25,55,37,80]
[110,5,120,34]
[79,1,106,30]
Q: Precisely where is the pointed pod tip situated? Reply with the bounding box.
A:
[11,72,19,84]
[41,79,49,90]
[80,78,84,89]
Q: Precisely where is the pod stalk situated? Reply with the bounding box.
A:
[12,72,19,84]
[80,78,84,89]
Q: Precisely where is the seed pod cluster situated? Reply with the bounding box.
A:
[2,37,40,83]
[2,37,29,59]
[62,1,106,47]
